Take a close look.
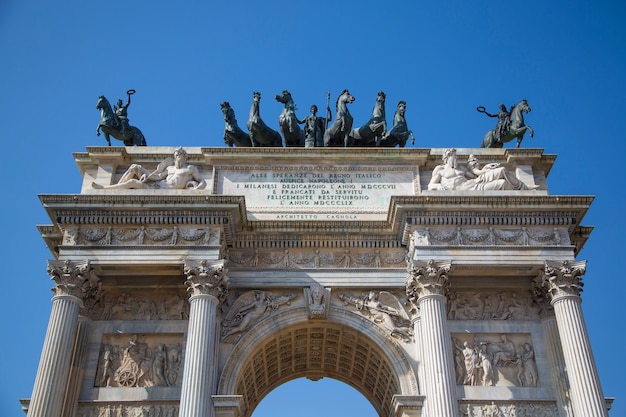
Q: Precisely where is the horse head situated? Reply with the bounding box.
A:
[337,89,356,109]
[253,91,261,103]
[96,95,110,111]
[516,99,531,114]
[372,91,386,118]
[376,91,386,106]
[274,90,294,106]
[394,101,406,120]
[221,101,234,121]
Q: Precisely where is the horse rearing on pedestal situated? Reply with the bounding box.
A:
[350,91,387,147]
[324,89,356,147]
[247,92,283,147]
[96,96,147,146]
[275,90,304,147]
[481,99,534,148]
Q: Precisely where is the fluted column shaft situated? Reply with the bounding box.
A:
[179,260,229,417]
[543,261,608,417]
[540,313,574,417]
[407,261,458,417]
[28,260,94,417]
[61,315,91,417]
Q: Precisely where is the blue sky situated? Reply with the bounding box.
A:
[1,1,625,416]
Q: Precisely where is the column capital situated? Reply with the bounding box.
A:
[541,260,586,303]
[406,259,452,304]
[184,259,229,302]
[46,259,99,301]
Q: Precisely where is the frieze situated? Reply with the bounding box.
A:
[77,403,179,417]
[414,226,566,246]
[97,289,189,321]
[452,333,538,387]
[226,248,408,269]
[63,225,221,246]
[95,333,183,388]
[459,401,558,417]
[448,290,539,321]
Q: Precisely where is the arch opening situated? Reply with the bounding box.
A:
[251,377,378,417]
[227,321,407,417]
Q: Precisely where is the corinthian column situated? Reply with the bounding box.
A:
[179,259,229,417]
[28,260,96,417]
[406,260,458,417]
[542,260,608,417]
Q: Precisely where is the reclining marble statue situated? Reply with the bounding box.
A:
[92,147,206,190]
[428,148,536,191]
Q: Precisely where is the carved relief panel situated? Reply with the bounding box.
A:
[226,247,408,269]
[413,226,568,247]
[94,333,183,388]
[447,290,539,321]
[452,333,538,388]
[63,225,221,247]
[94,289,189,321]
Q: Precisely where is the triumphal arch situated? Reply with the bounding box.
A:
[25,146,610,417]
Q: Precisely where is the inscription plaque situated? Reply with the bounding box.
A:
[217,166,417,220]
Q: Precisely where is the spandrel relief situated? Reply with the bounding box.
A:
[94,333,183,388]
[221,290,296,344]
[452,333,538,387]
[447,290,539,321]
[97,289,189,321]
[338,290,413,342]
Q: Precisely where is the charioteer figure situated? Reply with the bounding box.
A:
[298,104,331,148]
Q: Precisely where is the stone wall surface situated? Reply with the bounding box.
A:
[25,147,609,417]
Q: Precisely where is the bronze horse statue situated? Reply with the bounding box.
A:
[350,91,387,147]
[247,92,283,147]
[275,90,304,147]
[379,100,414,147]
[324,89,356,147]
[221,102,252,147]
[481,99,534,148]
[96,95,146,146]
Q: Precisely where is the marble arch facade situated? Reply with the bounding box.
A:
[24,147,611,417]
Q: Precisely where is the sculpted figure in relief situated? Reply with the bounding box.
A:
[221,291,295,343]
[521,343,538,387]
[428,148,536,191]
[307,284,327,318]
[454,338,478,385]
[339,291,413,341]
[93,147,206,190]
